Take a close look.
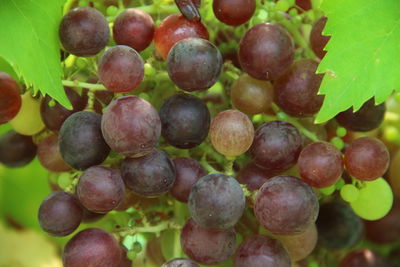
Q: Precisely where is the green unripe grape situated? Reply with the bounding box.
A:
[57,172,72,189]
[330,137,344,150]
[336,127,347,137]
[320,185,335,195]
[350,178,393,220]
[106,6,119,17]
[384,126,399,142]
[144,63,156,76]
[276,0,290,12]
[335,178,345,189]
[127,250,137,260]
[340,184,359,203]
[132,241,142,253]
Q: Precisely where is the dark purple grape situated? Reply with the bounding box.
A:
[239,23,294,81]
[0,72,21,124]
[101,96,161,157]
[160,93,210,149]
[81,207,105,223]
[98,45,144,93]
[62,228,122,267]
[113,8,154,52]
[119,246,133,267]
[59,7,110,57]
[162,258,199,267]
[237,162,277,192]
[59,111,110,170]
[310,16,330,59]
[254,175,319,235]
[41,87,88,131]
[121,149,175,197]
[250,121,303,172]
[274,59,324,117]
[37,134,70,172]
[188,173,245,229]
[175,0,201,21]
[38,191,83,236]
[344,137,389,181]
[167,38,222,92]
[298,141,343,188]
[170,157,207,203]
[213,0,255,26]
[234,235,291,267]
[339,249,390,267]
[0,130,36,168]
[317,201,363,249]
[77,166,125,213]
[181,219,236,265]
[154,14,209,60]
[335,98,386,132]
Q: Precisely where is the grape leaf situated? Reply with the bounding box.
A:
[0,0,71,108]
[315,0,400,123]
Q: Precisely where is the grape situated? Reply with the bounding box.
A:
[335,98,386,132]
[162,258,199,267]
[295,0,311,11]
[237,162,278,192]
[274,224,317,261]
[273,59,324,117]
[154,14,209,60]
[188,173,245,229]
[101,96,161,157]
[62,228,122,267]
[254,175,319,235]
[37,134,70,172]
[340,184,359,203]
[297,141,343,188]
[250,121,302,172]
[95,90,114,106]
[10,92,45,135]
[350,178,393,220]
[59,111,110,170]
[113,8,154,52]
[316,201,363,249]
[98,45,145,93]
[59,7,110,57]
[77,166,125,213]
[310,16,330,59]
[210,109,254,157]
[339,249,390,267]
[170,157,207,203]
[121,149,176,197]
[41,87,88,131]
[230,74,274,115]
[344,137,389,181]
[213,0,256,26]
[119,246,133,267]
[181,219,236,265]
[389,149,400,198]
[234,235,291,267]
[115,190,159,211]
[175,0,201,21]
[167,38,223,92]
[81,207,105,223]
[38,191,83,236]
[0,130,37,168]
[238,23,294,81]
[160,93,210,148]
[365,199,400,244]
[0,72,21,124]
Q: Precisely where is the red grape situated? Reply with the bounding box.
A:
[37,134,70,172]
[213,0,256,26]
[237,162,277,192]
[0,130,37,168]
[0,72,21,124]
[339,249,390,267]
[310,16,330,59]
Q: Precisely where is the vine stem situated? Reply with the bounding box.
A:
[62,80,107,91]
[115,221,181,236]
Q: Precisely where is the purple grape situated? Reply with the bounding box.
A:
[0,71,21,124]
[213,0,256,26]
[310,16,330,59]
[81,206,105,223]
[237,162,277,192]
[37,134,70,172]
[339,249,391,267]
[162,258,199,267]
[0,130,37,168]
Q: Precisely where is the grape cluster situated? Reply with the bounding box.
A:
[0,0,399,266]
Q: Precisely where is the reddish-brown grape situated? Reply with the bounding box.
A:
[59,7,110,57]
[344,137,389,181]
[113,8,154,52]
[230,74,274,115]
[339,249,390,267]
[154,14,209,60]
[37,134,70,172]
[210,109,254,157]
[98,45,144,93]
[213,0,256,26]
[0,72,21,124]
[274,59,324,117]
[0,130,37,168]
[239,23,294,80]
[237,162,277,192]
[310,16,330,59]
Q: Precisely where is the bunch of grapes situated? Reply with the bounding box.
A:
[1,0,400,266]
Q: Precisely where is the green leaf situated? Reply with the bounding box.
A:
[0,57,18,81]
[0,0,71,109]
[315,0,400,123]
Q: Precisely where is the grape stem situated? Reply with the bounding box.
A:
[116,221,181,236]
[62,80,107,91]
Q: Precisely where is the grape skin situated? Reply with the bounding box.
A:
[162,258,199,267]
[237,162,278,192]
[239,23,294,81]
[77,166,125,213]
[167,38,223,92]
[213,0,256,26]
[339,249,390,267]
[38,191,83,236]
[310,16,330,59]
[121,149,176,197]
[62,228,122,267]
[188,173,245,229]
[181,219,236,265]
[37,134,70,172]
[0,72,21,124]
[254,175,319,235]
[59,7,110,57]
[101,96,161,157]
[160,93,210,149]
[0,130,37,168]
[113,8,154,52]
